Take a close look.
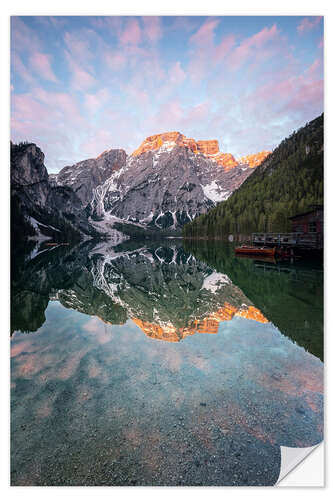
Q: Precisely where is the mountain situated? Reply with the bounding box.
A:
[11,240,268,341]
[50,148,127,207]
[239,151,271,169]
[52,131,269,235]
[10,142,105,245]
[87,242,268,341]
[11,131,270,241]
[131,131,242,170]
[85,131,268,234]
[182,114,324,238]
[131,132,270,171]
[11,237,323,357]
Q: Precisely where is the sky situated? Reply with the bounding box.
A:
[10,16,324,173]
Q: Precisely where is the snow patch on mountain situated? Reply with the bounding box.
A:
[202,272,231,293]
[27,216,60,241]
[201,181,230,203]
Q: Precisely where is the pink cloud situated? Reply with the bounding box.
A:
[306,57,323,80]
[167,17,199,34]
[142,17,162,43]
[297,17,322,35]
[11,16,324,174]
[11,17,41,53]
[141,61,185,102]
[168,61,186,86]
[49,16,67,29]
[250,24,279,47]
[187,29,235,83]
[64,26,127,75]
[215,34,236,62]
[119,18,142,45]
[13,88,84,128]
[104,49,127,70]
[126,86,149,107]
[145,99,212,138]
[183,102,210,125]
[80,129,118,158]
[189,19,219,46]
[85,88,110,114]
[63,28,102,76]
[243,53,323,126]
[228,25,280,71]
[65,50,96,90]
[34,16,67,30]
[248,78,296,108]
[123,45,165,84]
[149,98,183,131]
[12,53,36,85]
[12,84,141,170]
[93,107,142,153]
[29,52,57,82]
[189,19,269,82]
[42,90,81,118]
[287,79,323,113]
[64,31,93,63]
[11,87,89,171]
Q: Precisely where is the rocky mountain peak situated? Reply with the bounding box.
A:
[196,139,220,155]
[132,131,189,156]
[11,141,99,243]
[209,152,239,171]
[11,142,48,186]
[131,132,245,173]
[54,148,127,206]
[132,131,222,158]
[239,151,271,168]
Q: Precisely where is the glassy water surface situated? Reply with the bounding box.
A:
[11,240,323,486]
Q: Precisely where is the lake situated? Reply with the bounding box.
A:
[11,239,323,486]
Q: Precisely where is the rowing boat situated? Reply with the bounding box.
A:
[235,245,276,257]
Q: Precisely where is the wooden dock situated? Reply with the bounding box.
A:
[252,232,323,250]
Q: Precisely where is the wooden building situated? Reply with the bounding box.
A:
[252,205,323,252]
[289,205,323,235]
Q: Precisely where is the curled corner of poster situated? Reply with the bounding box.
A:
[276,441,324,486]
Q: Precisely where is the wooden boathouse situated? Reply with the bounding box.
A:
[252,205,323,251]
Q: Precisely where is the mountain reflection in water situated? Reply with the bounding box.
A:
[11,240,323,486]
[11,241,270,342]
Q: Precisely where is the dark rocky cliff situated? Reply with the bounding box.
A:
[11,142,101,244]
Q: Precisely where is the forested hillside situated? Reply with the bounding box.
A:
[183,114,323,238]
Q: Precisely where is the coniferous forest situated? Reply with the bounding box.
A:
[182,114,323,238]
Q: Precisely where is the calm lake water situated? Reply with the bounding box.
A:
[11,239,323,486]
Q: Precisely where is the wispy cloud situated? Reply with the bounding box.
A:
[11,16,324,170]
[11,17,41,53]
[65,49,96,91]
[119,18,142,46]
[142,17,162,43]
[29,52,57,82]
[297,17,322,35]
[12,53,37,85]
[190,18,220,45]
[227,24,280,71]
[84,88,110,114]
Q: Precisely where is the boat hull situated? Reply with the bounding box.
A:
[235,246,276,257]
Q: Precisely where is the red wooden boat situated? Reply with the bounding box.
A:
[235,245,276,257]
